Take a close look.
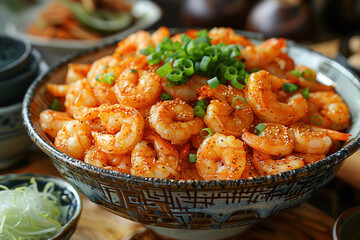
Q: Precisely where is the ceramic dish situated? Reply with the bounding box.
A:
[0,34,31,80]
[0,173,82,240]
[5,0,161,64]
[333,205,360,240]
[22,29,360,240]
[0,49,45,107]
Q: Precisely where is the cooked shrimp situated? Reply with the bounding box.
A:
[66,63,91,84]
[151,26,171,45]
[245,70,308,124]
[90,104,145,154]
[263,52,295,78]
[64,79,98,116]
[251,150,305,175]
[209,27,254,47]
[291,152,326,165]
[114,68,162,108]
[162,74,209,101]
[290,123,351,154]
[46,83,69,97]
[114,30,153,57]
[307,91,350,131]
[54,120,92,160]
[286,65,334,92]
[148,99,204,144]
[240,38,286,70]
[131,133,179,178]
[242,123,295,156]
[39,110,73,139]
[84,145,131,173]
[87,55,119,81]
[241,156,260,178]
[198,85,254,136]
[196,134,246,180]
[191,134,205,149]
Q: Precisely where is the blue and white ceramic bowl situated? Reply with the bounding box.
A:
[0,173,82,240]
[22,30,360,240]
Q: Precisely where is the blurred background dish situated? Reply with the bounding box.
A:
[0,34,31,80]
[337,31,360,77]
[4,0,162,65]
[333,205,360,240]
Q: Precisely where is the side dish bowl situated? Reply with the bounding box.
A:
[22,29,360,240]
[0,173,82,240]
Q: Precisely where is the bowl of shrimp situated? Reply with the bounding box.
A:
[22,27,360,240]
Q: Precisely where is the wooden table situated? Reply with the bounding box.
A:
[3,39,359,239]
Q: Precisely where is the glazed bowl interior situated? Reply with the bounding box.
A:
[22,29,360,230]
[0,173,82,240]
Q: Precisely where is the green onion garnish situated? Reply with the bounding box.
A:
[50,99,62,111]
[224,66,238,81]
[147,52,161,65]
[101,73,115,84]
[195,99,209,111]
[182,58,194,75]
[130,69,137,73]
[140,45,155,55]
[301,70,314,81]
[194,105,206,118]
[103,66,109,70]
[208,77,220,89]
[200,56,211,72]
[230,78,244,90]
[301,87,309,99]
[156,63,172,77]
[189,153,197,163]
[160,93,173,100]
[165,79,175,87]
[168,68,183,82]
[282,83,299,93]
[291,69,301,77]
[231,97,246,110]
[200,128,214,138]
[254,123,266,136]
[310,116,322,125]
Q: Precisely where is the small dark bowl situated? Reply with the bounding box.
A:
[0,173,82,240]
[22,29,360,239]
[337,31,360,77]
[0,48,42,107]
[333,205,360,240]
[0,34,32,80]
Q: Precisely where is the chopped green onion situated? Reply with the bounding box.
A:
[103,66,109,70]
[207,77,220,89]
[156,63,172,77]
[282,83,299,93]
[200,56,211,71]
[147,52,161,65]
[160,93,173,100]
[168,68,183,82]
[310,116,322,125]
[140,45,155,55]
[254,123,266,136]
[224,66,238,81]
[189,153,197,163]
[195,99,209,111]
[301,87,309,99]
[230,78,245,90]
[130,69,137,73]
[182,58,194,75]
[102,73,115,84]
[165,79,175,87]
[291,69,301,77]
[301,70,314,81]
[231,97,246,110]
[50,99,62,111]
[200,128,214,138]
[95,74,101,82]
[194,105,206,118]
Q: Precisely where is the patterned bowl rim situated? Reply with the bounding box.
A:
[22,28,360,188]
[0,173,82,239]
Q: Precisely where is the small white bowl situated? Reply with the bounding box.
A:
[0,102,32,170]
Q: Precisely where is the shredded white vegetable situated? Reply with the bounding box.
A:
[0,177,62,240]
